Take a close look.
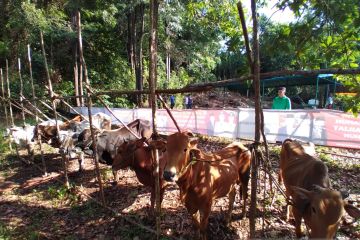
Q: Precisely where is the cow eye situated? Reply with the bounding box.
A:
[184,148,187,152]
[311,207,316,214]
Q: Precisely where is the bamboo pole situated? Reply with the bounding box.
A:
[17,58,27,126]
[0,96,41,119]
[250,0,261,237]
[6,59,22,159]
[19,58,35,162]
[156,94,181,132]
[0,68,12,150]
[28,44,47,176]
[40,31,69,187]
[149,0,161,238]
[77,11,106,206]
[237,1,253,72]
[37,99,69,121]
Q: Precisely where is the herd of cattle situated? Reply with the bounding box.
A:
[4,113,360,239]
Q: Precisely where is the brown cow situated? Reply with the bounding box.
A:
[112,137,167,210]
[280,139,360,239]
[32,115,84,147]
[163,132,251,240]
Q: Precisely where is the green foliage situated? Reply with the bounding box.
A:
[0,0,359,113]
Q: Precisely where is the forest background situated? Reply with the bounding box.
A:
[0,0,359,113]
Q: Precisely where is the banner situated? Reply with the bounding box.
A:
[73,107,360,149]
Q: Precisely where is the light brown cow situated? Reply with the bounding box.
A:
[280,139,360,239]
[112,137,167,210]
[163,132,251,240]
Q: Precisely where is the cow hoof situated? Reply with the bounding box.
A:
[111,181,118,186]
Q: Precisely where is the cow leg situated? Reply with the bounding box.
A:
[78,152,84,172]
[292,208,303,238]
[239,182,248,218]
[225,187,236,224]
[191,211,201,238]
[112,169,119,184]
[199,207,211,240]
[278,170,283,184]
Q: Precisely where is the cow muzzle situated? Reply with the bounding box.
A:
[163,170,176,182]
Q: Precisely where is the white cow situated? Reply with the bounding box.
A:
[6,125,35,148]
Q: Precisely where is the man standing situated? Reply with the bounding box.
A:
[170,95,175,109]
[272,87,291,110]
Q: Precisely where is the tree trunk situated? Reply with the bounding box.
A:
[135,3,145,107]
[72,12,80,107]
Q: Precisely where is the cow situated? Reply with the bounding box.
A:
[163,132,251,240]
[95,119,152,166]
[5,125,35,148]
[32,115,84,147]
[279,139,360,239]
[112,137,167,211]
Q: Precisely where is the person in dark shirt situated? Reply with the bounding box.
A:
[170,95,175,109]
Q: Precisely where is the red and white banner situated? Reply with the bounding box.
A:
[74,107,360,149]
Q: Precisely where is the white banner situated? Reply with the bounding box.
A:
[73,107,360,149]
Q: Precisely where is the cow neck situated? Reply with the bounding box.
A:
[176,156,196,185]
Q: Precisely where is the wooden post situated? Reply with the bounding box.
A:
[6,59,20,159]
[40,31,69,187]
[18,58,34,162]
[0,68,12,150]
[17,58,26,126]
[149,0,161,238]
[28,44,47,176]
[250,0,261,237]
[77,11,106,206]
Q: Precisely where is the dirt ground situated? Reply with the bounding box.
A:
[0,135,359,240]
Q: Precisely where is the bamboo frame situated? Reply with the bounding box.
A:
[77,11,106,206]
[0,68,12,150]
[149,0,161,238]
[28,44,48,176]
[40,31,70,187]
[18,58,34,162]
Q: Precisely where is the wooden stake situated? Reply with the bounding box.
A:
[40,31,69,187]
[77,11,106,206]
[17,58,27,126]
[157,94,181,132]
[149,0,161,238]
[249,0,261,237]
[6,59,24,162]
[28,44,48,176]
[0,68,12,150]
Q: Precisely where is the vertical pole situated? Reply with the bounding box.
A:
[5,60,14,127]
[40,31,69,187]
[315,76,319,107]
[250,0,261,237]
[18,58,33,162]
[28,44,47,176]
[149,0,161,238]
[77,11,106,206]
[17,58,26,126]
[1,68,12,150]
[6,59,21,159]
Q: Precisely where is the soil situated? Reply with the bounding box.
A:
[0,136,359,240]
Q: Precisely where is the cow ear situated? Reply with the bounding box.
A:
[189,137,198,148]
[344,202,360,219]
[290,186,312,214]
